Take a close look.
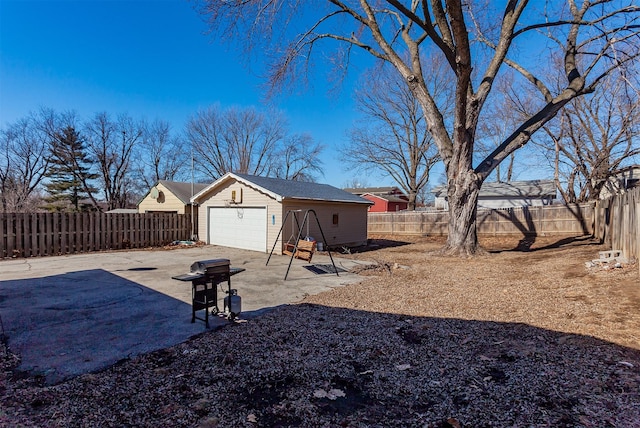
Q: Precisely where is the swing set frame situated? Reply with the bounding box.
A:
[266,209,339,280]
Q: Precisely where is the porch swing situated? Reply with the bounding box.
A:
[266,209,339,280]
[282,210,315,262]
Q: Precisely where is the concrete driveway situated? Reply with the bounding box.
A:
[0,245,368,384]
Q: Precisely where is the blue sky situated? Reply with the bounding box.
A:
[0,0,402,188]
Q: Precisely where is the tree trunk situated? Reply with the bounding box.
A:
[441,174,482,255]
[407,189,417,211]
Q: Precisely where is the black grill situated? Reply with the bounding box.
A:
[172,258,244,327]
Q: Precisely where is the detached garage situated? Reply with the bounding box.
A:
[191,173,372,254]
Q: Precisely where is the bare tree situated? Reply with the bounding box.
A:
[84,113,141,210]
[186,105,323,180]
[343,178,371,189]
[198,0,640,255]
[537,70,640,202]
[0,112,51,212]
[273,134,324,181]
[477,74,518,183]
[343,64,443,210]
[187,105,283,178]
[134,119,189,190]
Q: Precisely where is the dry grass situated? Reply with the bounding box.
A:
[1,235,639,427]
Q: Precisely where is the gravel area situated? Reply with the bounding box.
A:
[1,235,639,427]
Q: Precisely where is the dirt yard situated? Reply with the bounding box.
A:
[1,235,639,427]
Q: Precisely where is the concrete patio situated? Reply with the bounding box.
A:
[0,245,368,384]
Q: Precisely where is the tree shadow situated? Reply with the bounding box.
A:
[333,238,413,254]
[0,269,204,385]
[479,206,539,251]
[483,204,595,252]
[519,234,599,252]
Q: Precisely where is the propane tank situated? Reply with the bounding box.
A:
[224,289,242,316]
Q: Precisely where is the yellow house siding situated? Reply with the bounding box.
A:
[138,182,188,214]
[195,178,281,252]
[281,200,368,249]
[194,175,369,253]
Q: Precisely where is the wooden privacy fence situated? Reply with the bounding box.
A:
[0,212,192,258]
[368,203,595,237]
[594,187,639,266]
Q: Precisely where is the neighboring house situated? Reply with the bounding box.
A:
[138,180,208,214]
[432,180,557,210]
[599,165,640,199]
[191,172,372,253]
[361,193,409,212]
[344,186,409,212]
[138,180,209,238]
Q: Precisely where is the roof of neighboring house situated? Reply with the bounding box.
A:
[149,180,210,205]
[432,180,557,198]
[344,186,400,195]
[192,172,372,205]
[615,164,640,176]
[362,193,409,204]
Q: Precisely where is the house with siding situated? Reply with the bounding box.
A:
[138,180,209,237]
[599,165,640,199]
[432,180,557,210]
[138,180,208,214]
[191,173,372,253]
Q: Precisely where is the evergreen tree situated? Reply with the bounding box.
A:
[43,126,99,212]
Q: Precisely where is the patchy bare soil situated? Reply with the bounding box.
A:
[1,235,639,427]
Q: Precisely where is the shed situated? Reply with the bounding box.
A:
[191,173,372,253]
[432,180,557,210]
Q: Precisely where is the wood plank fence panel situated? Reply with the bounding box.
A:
[0,213,191,259]
[586,188,638,266]
[368,203,595,237]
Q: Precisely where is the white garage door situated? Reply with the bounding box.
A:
[208,207,267,252]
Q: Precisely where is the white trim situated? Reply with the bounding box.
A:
[192,172,281,204]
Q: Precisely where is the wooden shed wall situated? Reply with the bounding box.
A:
[281,200,369,249]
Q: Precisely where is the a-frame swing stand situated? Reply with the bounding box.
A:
[266,209,340,280]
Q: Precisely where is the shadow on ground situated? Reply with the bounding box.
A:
[0,269,211,384]
[331,238,413,255]
[487,234,600,253]
[2,303,639,427]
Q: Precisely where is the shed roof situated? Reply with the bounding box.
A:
[192,173,372,205]
[432,180,556,198]
[156,180,209,204]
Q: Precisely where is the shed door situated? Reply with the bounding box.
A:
[208,207,267,252]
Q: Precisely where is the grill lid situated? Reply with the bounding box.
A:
[190,258,230,274]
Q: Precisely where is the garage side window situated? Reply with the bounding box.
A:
[332,213,339,226]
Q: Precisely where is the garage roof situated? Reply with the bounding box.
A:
[192,172,372,205]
